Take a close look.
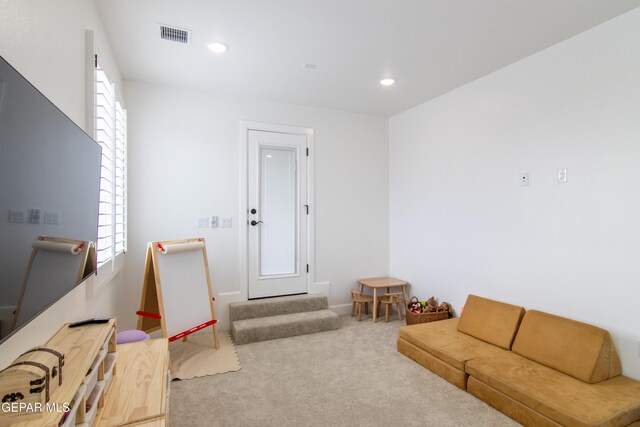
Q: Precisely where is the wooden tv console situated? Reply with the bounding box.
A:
[2,320,169,427]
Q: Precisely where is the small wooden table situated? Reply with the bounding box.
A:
[357,277,409,323]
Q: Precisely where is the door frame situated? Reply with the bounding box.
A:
[239,121,315,300]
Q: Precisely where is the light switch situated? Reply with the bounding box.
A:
[9,210,26,223]
[44,211,60,225]
[221,217,232,228]
[197,217,209,228]
[211,215,219,228]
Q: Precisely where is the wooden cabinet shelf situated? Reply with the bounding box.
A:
[4,321,116,427]
[96,339,168,427]
[2,323,169,427]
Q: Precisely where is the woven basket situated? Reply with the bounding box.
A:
[405,306,450,326]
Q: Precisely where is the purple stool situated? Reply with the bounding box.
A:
[117,329,151,344]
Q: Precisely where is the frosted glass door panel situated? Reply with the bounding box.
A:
[247,129,307,299]
[260,147,298,276]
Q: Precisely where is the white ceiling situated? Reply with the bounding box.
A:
[95,0,640,117]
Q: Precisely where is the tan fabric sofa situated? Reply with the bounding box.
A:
[397,295,640,427]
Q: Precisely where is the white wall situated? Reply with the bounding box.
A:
[0,0,125,368]
[123,81,389,330]
[389,8,640,379]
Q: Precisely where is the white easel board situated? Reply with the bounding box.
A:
[137,238,219,348]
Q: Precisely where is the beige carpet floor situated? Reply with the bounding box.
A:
[168,314,521,427]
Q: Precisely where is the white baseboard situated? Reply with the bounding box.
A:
[329,303,352,315]
[218,291,241,297]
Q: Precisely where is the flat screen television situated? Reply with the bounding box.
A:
[0,55,101,344]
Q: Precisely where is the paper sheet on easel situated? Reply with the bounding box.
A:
[155,248,212,338]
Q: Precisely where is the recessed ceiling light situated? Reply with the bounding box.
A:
[380,78,396,86]
[207,41,229,54]
[303,63,319,70]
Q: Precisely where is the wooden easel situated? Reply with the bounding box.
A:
[12,236,95,330]
[136,238,219,348]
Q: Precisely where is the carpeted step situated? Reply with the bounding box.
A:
[231,309,339,345]
[229,294,329,323]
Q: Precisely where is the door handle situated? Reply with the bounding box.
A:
[250,220,263,226]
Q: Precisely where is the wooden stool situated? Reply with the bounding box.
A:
[377,292,404,322]
[350,289,374,321]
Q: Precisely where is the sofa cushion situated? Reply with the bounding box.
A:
[512,310,622,383]
[466,352,640,427]
[397,337,469,389]
[399,318,508,371]
[467,377,562,427]
[456,294,525,350]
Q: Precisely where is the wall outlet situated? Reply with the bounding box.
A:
[520,172,529,186]
[557,168,568,183]
[29,208,42,224]
[221,217,232,228]
[197,217,209,228]
[211,215,219,228]
[9,210,26,223]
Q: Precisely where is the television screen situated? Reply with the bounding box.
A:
[0,55,101,343]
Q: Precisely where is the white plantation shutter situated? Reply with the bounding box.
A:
[114,102,127,255]
[95,60,127,267]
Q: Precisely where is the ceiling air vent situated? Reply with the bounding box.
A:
[159,24,191,44]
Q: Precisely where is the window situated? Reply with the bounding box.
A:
[95,57,127,269]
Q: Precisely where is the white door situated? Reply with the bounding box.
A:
[248,130,308,299]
